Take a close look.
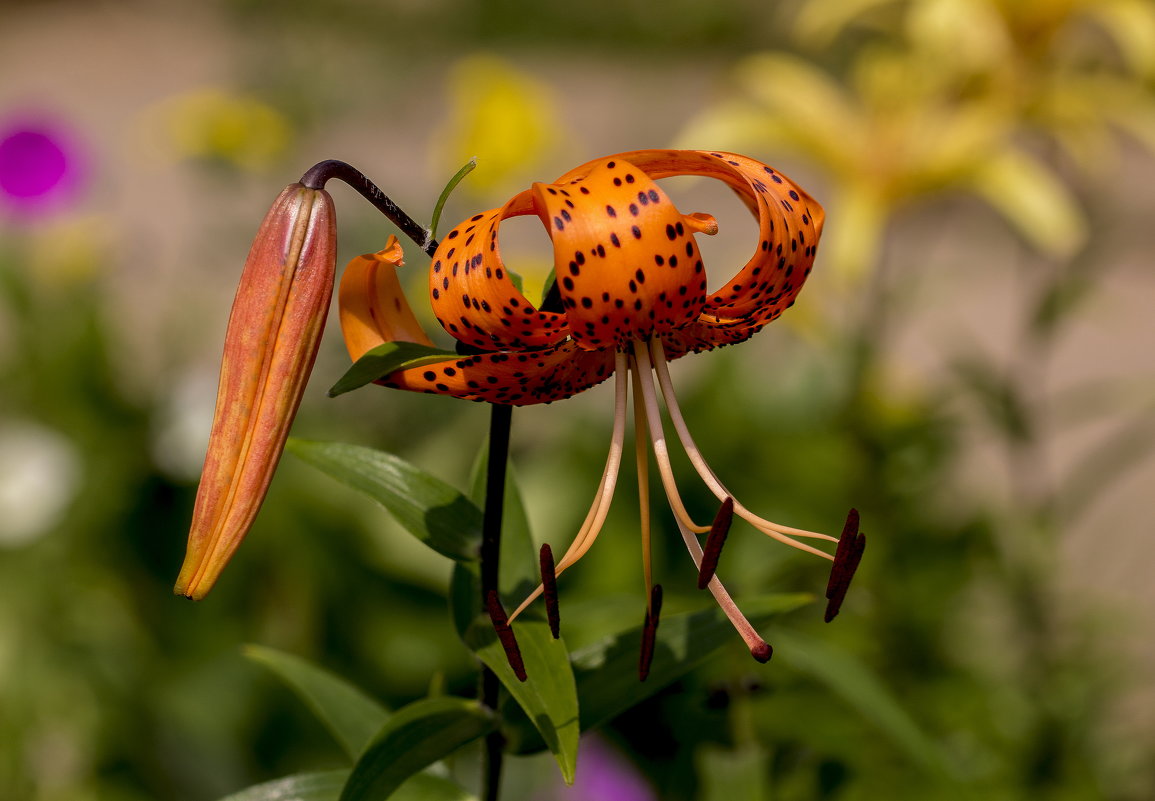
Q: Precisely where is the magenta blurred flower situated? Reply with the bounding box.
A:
[0,116,84,217]
[538,738,657,801]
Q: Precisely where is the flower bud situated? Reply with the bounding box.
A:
[175,183,336,600]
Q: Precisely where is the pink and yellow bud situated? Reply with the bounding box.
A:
[175,183,336,600]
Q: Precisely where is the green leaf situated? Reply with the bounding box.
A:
[218,771,476,801]
[469,621,579,784]
[340,697,494,801]
[218,771,348,801]
[328,342,459,398]
[287,440,482,563]
[773,629,952,776]
[429,158,477,240]
[502,594,811,754]
[244,645,389,760]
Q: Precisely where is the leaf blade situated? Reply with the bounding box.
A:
[245,645,389,760]
[470,621,580,784]
[340,697,494,801]
[328,342,459,398]
[287,439,482,563]
[773,629,953,776]
[218,771,477,801]
[501,594,811,754]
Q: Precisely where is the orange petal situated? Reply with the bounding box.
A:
[175,183,337,600]
[338,235,434,361]
[559,149,823,358]
[379,339,614,405]
[430,196,569,351]
[532,158,714,350]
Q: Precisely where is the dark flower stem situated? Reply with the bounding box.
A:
[480,403,513,801]
[306,158,509,799]
[300,160,438,256]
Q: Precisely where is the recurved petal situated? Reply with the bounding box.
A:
[429,194,569,352]
[378,339,615,405]
[531,158,715,350]
[565,149,823,356]
[338,235,434,361]
[175,183,337,600]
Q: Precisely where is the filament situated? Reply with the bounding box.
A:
[648,339,836,559]
[508,350,630,622]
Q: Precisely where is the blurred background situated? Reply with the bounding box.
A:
[1,0,1154,799]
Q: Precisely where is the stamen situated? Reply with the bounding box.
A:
[539,543,560,639]
[486,590,527,681]
[638,584,663,681]
[508,352,630,622]
[824,508,865,622]
[647,339,836,557]
[698,497,734,589]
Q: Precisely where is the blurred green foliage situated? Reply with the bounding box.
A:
[2,0,1154,799]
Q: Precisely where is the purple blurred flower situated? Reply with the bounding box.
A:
[539,738,657,801]
[0,115,84,217]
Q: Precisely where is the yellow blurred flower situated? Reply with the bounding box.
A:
[434,55,565,198]
[149,88,292,171]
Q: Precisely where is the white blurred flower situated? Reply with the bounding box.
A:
[0,421,82,546]
[150,369,216,481]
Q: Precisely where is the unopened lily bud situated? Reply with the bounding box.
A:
[175,183,337,600]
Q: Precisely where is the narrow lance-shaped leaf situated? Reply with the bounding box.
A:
[773,629,954,777]
[287,439,482,563]
[469,620,580,784]
[501,594,811,754]
[329,342,459,398]
[244,645,389,760]
[218,771,476,801]
[340,697,494,801]
[218,771,348,801]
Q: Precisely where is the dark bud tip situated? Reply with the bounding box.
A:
[540,543,561,639]
[750,641,773,663]
[485,590,527,681]
[698,497,734,589]
[825,511,866,623]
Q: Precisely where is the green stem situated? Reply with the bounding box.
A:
[480,403,513,801]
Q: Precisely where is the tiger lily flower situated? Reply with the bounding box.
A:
[338,150,865,674]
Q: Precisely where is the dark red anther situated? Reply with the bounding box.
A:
[638,584,664,682]
[698,497,734,589]
[824,508,866,622]
[540,543,561,639]
[750,641,773,663]
[486,590,527,681]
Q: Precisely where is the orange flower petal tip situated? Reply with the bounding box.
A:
[337,235,434,362]
[175,183,337,600]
